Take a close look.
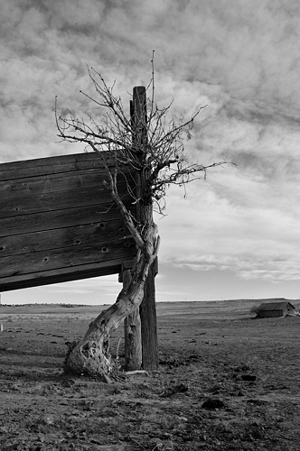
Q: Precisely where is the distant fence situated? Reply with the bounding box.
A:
[0,152,137,292]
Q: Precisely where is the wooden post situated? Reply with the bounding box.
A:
[139,257,159,370]
[132,86,159,371]
[122,267,142,370]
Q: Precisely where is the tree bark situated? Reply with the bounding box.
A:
[64,274,145,381]
[64,209,158,381]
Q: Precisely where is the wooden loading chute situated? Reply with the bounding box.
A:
[0,151,137,292]
[0,86,158,372]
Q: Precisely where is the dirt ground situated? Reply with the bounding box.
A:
[0,300,300,451]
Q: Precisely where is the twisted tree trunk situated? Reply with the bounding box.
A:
[64,86,160,381]
[64,211,159,381]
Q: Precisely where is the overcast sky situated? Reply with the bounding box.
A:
[1,0,300,305]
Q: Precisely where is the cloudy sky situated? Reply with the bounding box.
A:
[1,0,300,305]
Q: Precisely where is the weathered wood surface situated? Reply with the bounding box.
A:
[140,258,159,370]
[0,179,130,218]
[131,87,159,371]
[0,152,125,181]
[0,152,136,292]
[123,268,142,371]
[0,258,130,292]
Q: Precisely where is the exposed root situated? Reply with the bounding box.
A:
[124,370,150,377]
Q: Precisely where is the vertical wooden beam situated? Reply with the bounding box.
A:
[139,257,159,370]
[123,268,142,370]
[132,86,159,371]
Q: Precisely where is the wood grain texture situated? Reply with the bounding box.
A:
[0,152,137,291]
[0,152,125,181]
[1,238,136,278]
[0,258,129,292]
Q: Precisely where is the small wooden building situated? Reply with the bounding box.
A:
[256,301,295,318]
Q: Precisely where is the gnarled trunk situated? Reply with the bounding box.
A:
[64,219,159,381]
[64,277,145,381]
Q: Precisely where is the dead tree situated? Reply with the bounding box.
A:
[56,64,224,381]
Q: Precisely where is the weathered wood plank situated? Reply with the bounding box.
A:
[0,152,137,292]
[0,238,136,279]
[0,258,128,292]
[0,183,132,219]
[0,219,132,257]
[0,152,126,181]
[0,169,134,197]
[0,203,124,237]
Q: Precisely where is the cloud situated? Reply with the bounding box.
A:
[156,168,300,283]
[46,0,105,30]
[1,0,300,300]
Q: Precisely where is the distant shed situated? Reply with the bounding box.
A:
[256,301,295,318]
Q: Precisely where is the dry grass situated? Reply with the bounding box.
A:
[0,300,300,450]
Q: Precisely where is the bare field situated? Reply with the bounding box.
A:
[0,300,300,450]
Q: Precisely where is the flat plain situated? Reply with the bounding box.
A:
[0,299,300,450]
